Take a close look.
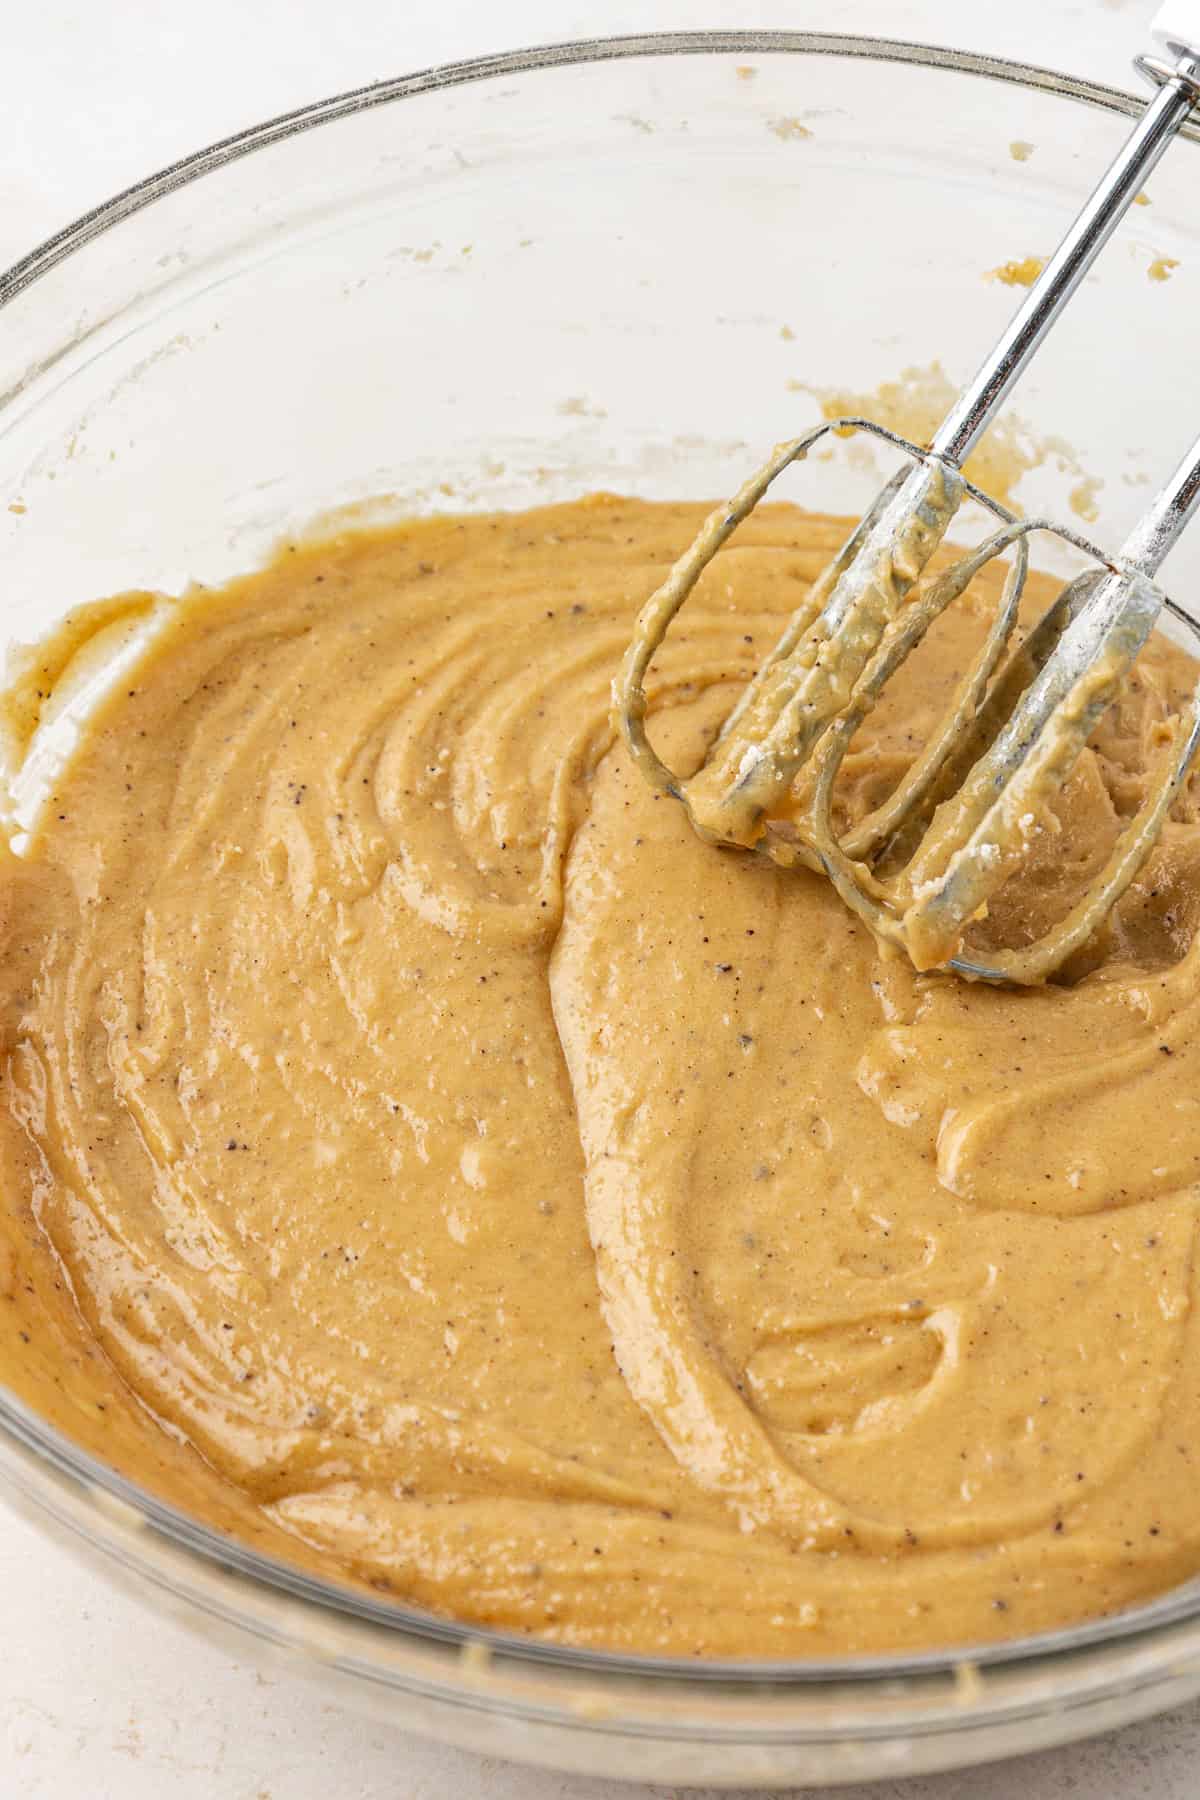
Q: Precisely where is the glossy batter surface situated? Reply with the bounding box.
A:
[4,496,1200,1656]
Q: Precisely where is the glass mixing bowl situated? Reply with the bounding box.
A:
[2,31,1200,1788]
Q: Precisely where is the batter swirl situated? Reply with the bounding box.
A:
[2,496,1200,1655]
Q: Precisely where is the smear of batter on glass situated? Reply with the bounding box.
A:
[1069,475,1104,522]
[767,116,812,141]
[2,496,1200,1658]
[804,360,1097,513]
[986,255,1047,288]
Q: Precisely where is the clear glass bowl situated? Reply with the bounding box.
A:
[3,31,1200,1787]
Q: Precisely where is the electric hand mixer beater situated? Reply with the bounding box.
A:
[614,5,1200,984]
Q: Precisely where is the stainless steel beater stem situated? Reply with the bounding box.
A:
[932,50,1200,469]
[1122,430,1200,575]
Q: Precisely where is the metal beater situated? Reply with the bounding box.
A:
[614,6,1200,984]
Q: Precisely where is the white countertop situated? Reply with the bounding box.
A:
[5,1,1200,1794]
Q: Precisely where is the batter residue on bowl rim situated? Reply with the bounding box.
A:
[2,494,1200,1657]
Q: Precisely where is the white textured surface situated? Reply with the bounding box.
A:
[4,1,1199,1794]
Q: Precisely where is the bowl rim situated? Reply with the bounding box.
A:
[3,25,1199,315]
[3,27,1200,1700]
